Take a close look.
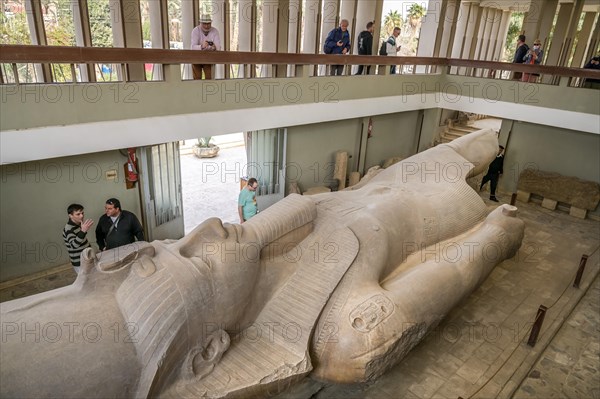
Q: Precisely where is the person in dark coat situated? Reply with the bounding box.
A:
[95,198,144,250]
[583,56,600,88]
[480,145,505,202]
[512,35,528,80]
[355,21,374,75]
[324,19,351,76]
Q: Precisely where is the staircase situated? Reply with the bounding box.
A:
[437,113,488,144]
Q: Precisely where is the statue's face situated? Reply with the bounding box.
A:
[167,218,262,328]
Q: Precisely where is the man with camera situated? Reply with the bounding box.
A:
[324,19,351,76]
[191,14,221,80]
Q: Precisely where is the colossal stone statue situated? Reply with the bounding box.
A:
[0,129,524,398]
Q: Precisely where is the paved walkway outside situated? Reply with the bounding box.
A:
[180,135,246,234]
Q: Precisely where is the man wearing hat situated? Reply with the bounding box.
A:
[191,14,221,80]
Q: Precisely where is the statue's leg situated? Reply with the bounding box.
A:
[311,204,524,383]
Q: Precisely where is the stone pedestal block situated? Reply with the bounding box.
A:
[541,198,558,210]
[348,172,361,187]
[569,206,587,219]
[516,190,531,203]
[517,169,600,210]
[334,151,348,190]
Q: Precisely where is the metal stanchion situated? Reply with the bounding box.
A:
[573,254,589,288]
[527,305,548,347]
[510,193,517,206]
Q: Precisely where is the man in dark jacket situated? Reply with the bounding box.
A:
[355,21,374,75]
[480,145,505,202]
[95,198,144,250]
[512,34,528,80]
[324,19,351,76]
[583,56,600,88]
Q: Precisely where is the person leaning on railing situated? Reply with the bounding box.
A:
[522,39,543,83]
[191,14,221,80]
[583,56,600,89]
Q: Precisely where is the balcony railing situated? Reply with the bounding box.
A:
[1,45,599,88]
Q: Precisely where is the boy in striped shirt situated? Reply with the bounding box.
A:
[62,204,94,273]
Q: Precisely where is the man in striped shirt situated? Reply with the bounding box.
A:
[62,204,94,273]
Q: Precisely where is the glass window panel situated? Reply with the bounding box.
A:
[168,0,182,47]
[42,0,76,46]
[88,0,113,47]
[1,0,32,44]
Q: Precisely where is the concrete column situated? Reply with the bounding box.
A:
[109,0,124,46]
[417,0,442,57]
[472,7,488,60]
[545,2,575,68]
[287,0,301,75]
[148,0,169,80]
[494,10,511,62]
[462,3,480,59]
[351,0,375,74]
[450,1,471,59]
[416,0,444,72]
[24,0,51,82]
[432,0,449,57]
[438,0,459,58]
[341,0,357,44]
[571,12,597,67]
[560,0,585,66]
[259,0,278,77]
[584,13,600,64]
[112,0,144,81]
[480,7,494,60]
[536,0,559,49]
[235,0,253,78]
[355,0,376,52]
[149,1,169,49]
[486,9,503,61]
[522,0,546,40]
[238,0,253,52]
[288,0,301,53]
[209,0,226,79]
[275,0,290,77]
[302,0,319,54]
[72,0,95,82]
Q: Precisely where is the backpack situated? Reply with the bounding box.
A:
[379,40,387,56]
[358,31,369,53]
[324,28,341,54]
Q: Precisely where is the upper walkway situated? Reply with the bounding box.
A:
[1,45,600,164]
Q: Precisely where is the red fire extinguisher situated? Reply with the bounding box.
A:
[126,148,138,182]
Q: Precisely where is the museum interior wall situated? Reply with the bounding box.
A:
[499,121,600,218]
[0,150,142,281]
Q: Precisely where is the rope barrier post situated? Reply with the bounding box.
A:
[573,254,588,288]
[527,305,547,347]
[510,192,517,206]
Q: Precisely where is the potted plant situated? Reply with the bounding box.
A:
[193,136,220,158]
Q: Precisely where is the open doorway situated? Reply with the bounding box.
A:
[180,133,246,234]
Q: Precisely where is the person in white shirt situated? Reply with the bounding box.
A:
[191,14,221,80]
[385,27,401,74]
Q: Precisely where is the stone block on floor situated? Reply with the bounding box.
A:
[517,190,531,203]
[569,206,587,219]
[541,198,558,210]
